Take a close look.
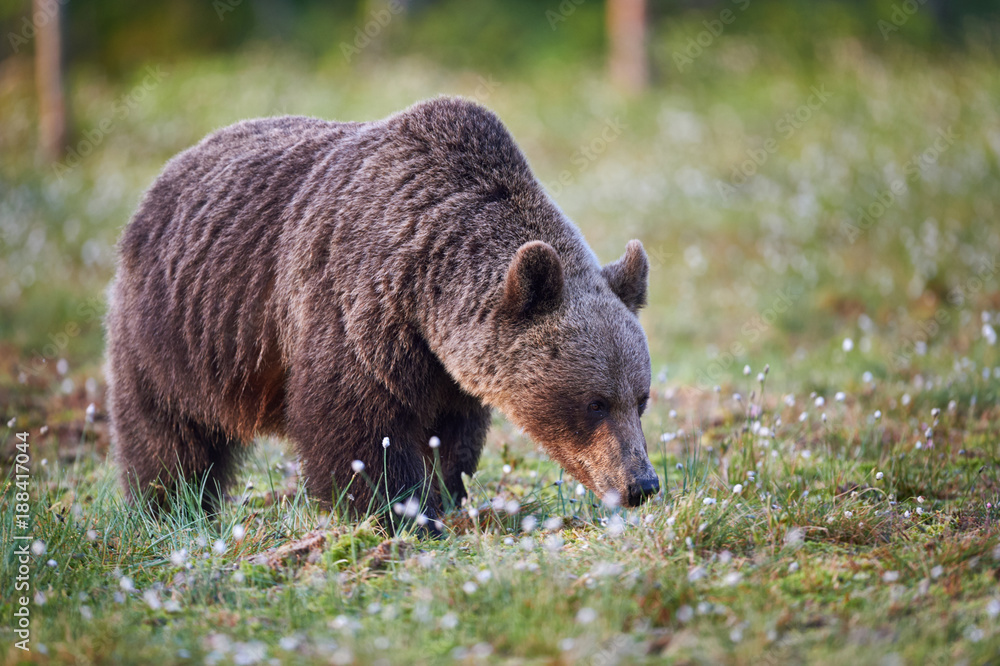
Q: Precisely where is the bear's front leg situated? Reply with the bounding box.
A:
[431,404,491,510]
[286,371,442,525]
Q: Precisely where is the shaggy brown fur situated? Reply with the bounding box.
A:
[106,97,658,519]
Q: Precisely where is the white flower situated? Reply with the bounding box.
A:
[756,372,765,382]
[213,539,226,554]
[863,371,873,383]
[462,581,478,594]
[232,524,246,540]
[170,549,188,566]
[835,391,846,402]
[602,491,621,508]
[605,515,624,537]
[814,396,825,407]
[983,324,997,346]
[502,464,512,474]
[842,338,854,352]
[874,410,882,420]
[703,497,717,506]
[733,393,742,403]
[844,511,853,518]
[543,516,563,530]
[382,437,390,448]
[732,484,743,494]
[882,571,900,583]
[575,483,585,496]
[351,460,365,473]
[546,532,567,549]
[576,607,597,624]
[119,576,135,592]
[143,589,161,610]
[6,417,15,428]
[521,516,537,532]
[876,472,884,481]
[743,365,751,376]
[85,403,97,423]
[467,507,479,520]
[402,497,420,518]
[31,540,46,556]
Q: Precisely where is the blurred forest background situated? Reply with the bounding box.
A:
[2,0,1000,443]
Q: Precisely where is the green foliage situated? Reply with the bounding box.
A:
[321,524,383,570]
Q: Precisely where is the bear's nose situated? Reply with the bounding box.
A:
[626,476,660,507]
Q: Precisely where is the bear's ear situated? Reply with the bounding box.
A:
[602,239,649,314]
[501,241,564,320]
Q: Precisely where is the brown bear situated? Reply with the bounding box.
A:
[106,97,659,521]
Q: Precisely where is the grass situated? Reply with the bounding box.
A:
[2,25,1000,665]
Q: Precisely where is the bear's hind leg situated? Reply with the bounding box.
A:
[111,372,242,514]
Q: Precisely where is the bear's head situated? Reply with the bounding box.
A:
[492,239,659,507]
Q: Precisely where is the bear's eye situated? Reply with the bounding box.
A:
[638,395,649,416]
[587,400,607,417]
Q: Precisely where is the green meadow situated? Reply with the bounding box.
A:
[2,20,1000,665]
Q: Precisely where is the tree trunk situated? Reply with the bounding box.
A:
[607,0,648,94]
[35,0,66,161]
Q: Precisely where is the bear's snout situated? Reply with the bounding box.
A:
[625,474,660,507]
